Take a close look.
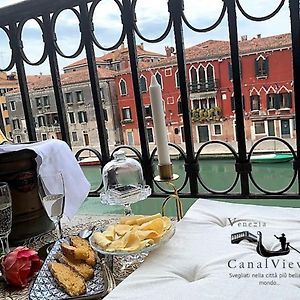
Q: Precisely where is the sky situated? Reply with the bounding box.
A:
[0,0,291,75]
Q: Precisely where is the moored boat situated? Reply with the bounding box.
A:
[79,157,101,166]
[250,153,293,163]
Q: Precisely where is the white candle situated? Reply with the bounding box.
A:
[149,75,171,165]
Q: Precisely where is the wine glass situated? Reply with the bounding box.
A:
[0,182,12,254]
[38,173,65,239]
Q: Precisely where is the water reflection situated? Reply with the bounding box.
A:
[81,158,296,195]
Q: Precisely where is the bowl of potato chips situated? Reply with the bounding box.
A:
[89,213,175,255]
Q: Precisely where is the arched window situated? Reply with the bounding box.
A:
[207,65,214,91]
[155,72,163,89]
[175,71,180,88]
[190,67,197,92]
[119,79,127,96]
[198,66,206,91]
[140,75,147,92]
[255,56,269,77]
[177,98,182,114]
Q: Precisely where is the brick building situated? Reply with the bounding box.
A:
[115,33,295,145]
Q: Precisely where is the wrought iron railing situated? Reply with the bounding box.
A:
[0,0,299,200]
[190,80,218,93]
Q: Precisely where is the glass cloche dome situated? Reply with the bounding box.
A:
[100,150,151,209]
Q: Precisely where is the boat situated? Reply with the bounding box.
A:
[256,231,290,257]
[250,153,293,163]
[79,157,101,166]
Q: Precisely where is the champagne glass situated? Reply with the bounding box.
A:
[0,182,12,254]
[38,173,65,239]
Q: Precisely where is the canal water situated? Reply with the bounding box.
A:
[79,159,299,217]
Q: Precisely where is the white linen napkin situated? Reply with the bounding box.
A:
[0,140,91,218]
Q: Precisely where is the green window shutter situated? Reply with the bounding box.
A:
[250,96,253,111]
[228,63,233,80]
[155,73,162,88]
[231,96,235,111]
[140,77,147,92]
[267,95,270,109]
[274,94,281,109]
[287,93,292,108]
[255,60,259,77]
[264,59,269,76]
[120,80,127,95]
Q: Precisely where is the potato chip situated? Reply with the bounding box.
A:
[106,231,130,251]
[136,213,162,225]
[119,215,144,225]
[102,225,116,241]
[123,231,142,252]
[114,224,132,236]
[135,229,160,240]
[92,232,111,248]
[93,214,172,253]
[140,218,164,235]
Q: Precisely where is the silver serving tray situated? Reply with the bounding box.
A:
[29,238,106,300]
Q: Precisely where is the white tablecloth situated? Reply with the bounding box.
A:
[105,199,300,300]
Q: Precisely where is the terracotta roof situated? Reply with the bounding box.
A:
[8,68,117,94]
[64,57,106,69]
[64,44,165,70]
[144,33,292,68]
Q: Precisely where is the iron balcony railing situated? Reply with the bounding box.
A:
[189,80,218,93]
[0,0,299,200]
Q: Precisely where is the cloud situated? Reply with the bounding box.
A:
[0,0,292,75]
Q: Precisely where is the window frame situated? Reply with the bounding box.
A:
[75,91,84,103]
[214,124,222,136]
[250,95,261,111]
[177,98,183,115]
[155,72,163,90]
[12,118,20,130]
[146,127,154,143]
[65,92,73,105]
[122,107,132,120]
[10,101,16,111]
[68,112,76,124]
[119,79,127,96]
[254,121,266,135]
[72,131,78,142]
[43,95,50,107]
[78,111,88,123]
[140,75,147,93]
[175,70,180,88]
[255,56,269,78]
[144,105,152,118]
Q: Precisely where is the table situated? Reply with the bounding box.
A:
[0,215,145,300]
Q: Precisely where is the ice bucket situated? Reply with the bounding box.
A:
[0,149,54,245]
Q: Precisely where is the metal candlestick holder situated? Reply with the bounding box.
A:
[154,164,183,221]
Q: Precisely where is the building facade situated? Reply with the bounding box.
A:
[115,33,295,146]
[6,68,122,152]
[0,71,19,138]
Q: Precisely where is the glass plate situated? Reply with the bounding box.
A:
[29,238,105,300]
[89,222,176,256]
